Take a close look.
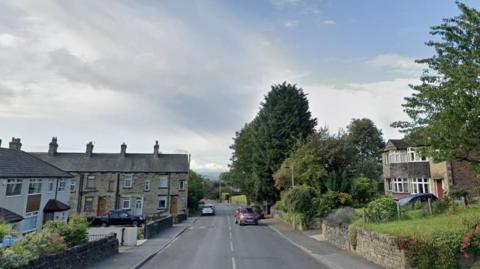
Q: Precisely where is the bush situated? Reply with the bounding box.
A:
[273,199,286,212]
[366,197,397,222]
[0,248,33,269]
[11,229,66,260]
[324,207,358,226]
[315,191,340,217]
[284,185,319,222]
[44,215,88,248]
[283,211,306,227]
[349,225,358,250]
[351,177,377,206]
[338,192,352,206]
[0,222,15,241]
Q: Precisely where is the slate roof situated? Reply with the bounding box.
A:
[0,207,23,223]
[43,199,70,212]
[31,152,189,173]
[386,139,411,150]
[0,148,73,178]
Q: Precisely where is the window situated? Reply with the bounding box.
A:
[84,197,94,212]
[407,148,429,162]
[124,175,133,188]
[391,178,409,193]
[28,179,42,194]
[58,179,66,191]
[159,175,168,188]
[70,181,76,192]
[411,178,430,194]
[6,179,23,196]
[158,196,168,209]
[48,179,55,192]
[108,180,114,192]
[144,180,151,192]
[23,211,38,232]
[386,179,392,191]
[122,198,131,209]
[86,176,96,189]
[179,180,185,191]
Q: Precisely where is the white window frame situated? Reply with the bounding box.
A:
[23,211,39,233]
[70,181,76,192]
[179,180,185,191]
[47,179,55,192]
[58,179,66,192]
[158,196,168,209]
[28,179,42,194]
[122,198,131,209]
[86,175,96,189]
[6,179,23,196]
[159,175,168,188]
[124,175,133,188]
[391,178,409,193]
[411,178,430,194]
[144,180,151,192]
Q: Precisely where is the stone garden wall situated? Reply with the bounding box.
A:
[145,215,173,239]
[21,234,118,269]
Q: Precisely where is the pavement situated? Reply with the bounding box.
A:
[85,217,197,269]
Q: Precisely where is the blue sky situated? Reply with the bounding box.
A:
[0,0,478,172]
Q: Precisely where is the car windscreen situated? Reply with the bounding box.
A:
[240,208,254,213]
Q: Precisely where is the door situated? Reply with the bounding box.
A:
[170,196,178,214]
[436,180,444,200]
[97,197,107,216]
[134,197,143,216]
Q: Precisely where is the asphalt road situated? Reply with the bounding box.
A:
[141,203,328,269]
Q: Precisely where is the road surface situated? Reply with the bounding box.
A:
[141,203,328,269]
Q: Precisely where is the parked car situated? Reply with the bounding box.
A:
[234,207,258,225]
[251,205,264,220]
[201,204,216,216]
[396,193,438,206]
[91,209,145,227]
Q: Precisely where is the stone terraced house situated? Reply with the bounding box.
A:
[382,139,478,200]
[0,138,73,234]
[32,138,190,218]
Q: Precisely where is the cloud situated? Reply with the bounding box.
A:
[323,20,336,25]
[190,159,227,173]
[271,0,302,8]
[283,20,298,29]
[367,54,425,76]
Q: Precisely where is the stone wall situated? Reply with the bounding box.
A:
[21,234,118,269]
[320,222,408,269]
[174,213,187,224]
[145,215,173,239]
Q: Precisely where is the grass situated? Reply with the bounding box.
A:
[357,207,480,239]
[231,194,248,205]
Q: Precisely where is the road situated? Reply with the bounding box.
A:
[141,203,328,269]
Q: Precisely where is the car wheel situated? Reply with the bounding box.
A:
[132,221,139,227]
[101,222,108,227]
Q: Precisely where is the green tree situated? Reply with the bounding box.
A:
[351,176,378,206]
[252,82,317,205]
[347,118,385,180]
[188,170,206,210]
[392,2,480,168]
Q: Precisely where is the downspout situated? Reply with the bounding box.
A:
[115,173,120,209]
[167,173,171,214]
[77,174,84,213]
[55,178,59,200]
[186,154,191,216]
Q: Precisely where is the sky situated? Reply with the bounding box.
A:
[1,0,478,174]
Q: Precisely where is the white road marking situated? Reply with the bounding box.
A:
[230,241,234,252]
[229,231,232,240]
[232,257,237,269]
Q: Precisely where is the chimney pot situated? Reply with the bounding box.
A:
[153,140,159,158]
[48,137,58,156]
[120,143,127,157]
[9,137,22,150]
[86,142,94,157]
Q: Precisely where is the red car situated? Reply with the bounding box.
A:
[234,207,259,225]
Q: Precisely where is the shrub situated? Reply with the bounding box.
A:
[324,207,358,226]
[349,225,358,250]
[432,199,452,214]
[338,192,352,206]
[0,222,15,241]
[284,185,319,223]
[366,197,397,222]
[11,229,66,260]
[283,211,306,227]
[351,177,377,206]
[44,215,88,248]
[0,248,33,269]
[315,191,340,217]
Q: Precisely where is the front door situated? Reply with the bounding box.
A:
[134,197,143,216]
[97,197,107,216]
[170,196,178,214]
[436,180,444,200]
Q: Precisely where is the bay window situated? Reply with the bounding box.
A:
[411,178,430,194]
[391,178,409,193]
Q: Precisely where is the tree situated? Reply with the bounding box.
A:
[347,118,385,181]
[188,170,206,210]
[392,2,480,168]
[252,82,317,205]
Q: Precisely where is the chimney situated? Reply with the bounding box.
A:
[120,143,127,157]
[9,137,22,150]
[85,142,94,157]
[153,141,159,158]
[48,137,58,156]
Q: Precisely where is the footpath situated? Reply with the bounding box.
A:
[86,217,197,269]
[264,218,383,269]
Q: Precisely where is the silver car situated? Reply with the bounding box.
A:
[201,204,216,216]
